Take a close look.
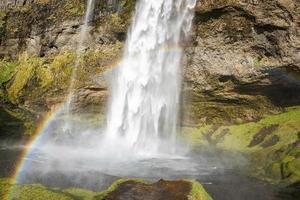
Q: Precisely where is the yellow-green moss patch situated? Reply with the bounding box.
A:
[188,180,213,200]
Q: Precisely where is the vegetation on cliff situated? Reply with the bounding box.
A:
[183,106,300,185]
[0,0,299,197]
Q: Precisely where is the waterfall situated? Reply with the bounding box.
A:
[65,0,95,114]
[103,0,196,156]
[62,0,95,134]
[15,0,199,186]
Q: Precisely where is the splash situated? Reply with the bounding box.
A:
[103,0,196,156]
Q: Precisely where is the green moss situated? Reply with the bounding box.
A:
[181,126,211,146]
[11,185,74,200]
[0,11,6,29]
[188,180,213,200]
[94,178,147,200]
[0,52,72,106]
[63,188,97,200]
[0,178,13,200]
[215,106,300,153]
[80,48,121,71]
[50,51,75,73]
[110,13,126,33]
[0,49,113,114]
[0,178,73,200]
[7,55,43,102]
[64,0,85,17]
[0,59,17,85]
[182,106,300,185]
[286,158,300,179]
[36,65,54,88]
[1,179,213,200]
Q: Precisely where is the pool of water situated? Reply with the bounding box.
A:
[1,141,298,200]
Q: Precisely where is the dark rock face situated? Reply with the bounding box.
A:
[0,108,25,138]
[183,0,300,125]
[0,0,134,115]
[101,180,191,200]
[0,0,130,59]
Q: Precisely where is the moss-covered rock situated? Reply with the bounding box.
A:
[0,11,6,29]
[94,179,212,200]
[0,178,212,200]
[182,106,300,185]
[7,54,41,103]
[184,0,300,126]
[0,178,73,200]
[63,0,85,17]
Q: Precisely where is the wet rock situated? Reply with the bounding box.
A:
[100,179,212,200]
[0,178,212,200]
[248,124,279,147]
[183,0,300,125]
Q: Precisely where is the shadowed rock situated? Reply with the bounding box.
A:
[100,179,212,200]
[248,124,279,147]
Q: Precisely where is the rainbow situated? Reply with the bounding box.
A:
[6,103,66,200]
[4,46,184,199]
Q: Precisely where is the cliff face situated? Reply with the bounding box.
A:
[1,0,299,125]
[0,0,134,137]
[184,0,300,125]
[183,0,300,186]
[0,0,300,186]
[0,0,133,58]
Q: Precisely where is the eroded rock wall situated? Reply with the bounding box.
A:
[0,0,135,136]
[183,0,300,125]
[0,0,299,132]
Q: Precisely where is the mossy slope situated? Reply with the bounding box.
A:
[182,106,300,185]
[0,178,212,200]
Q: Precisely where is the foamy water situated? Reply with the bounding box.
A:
[103,0,196,157]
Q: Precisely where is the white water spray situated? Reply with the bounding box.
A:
[103,0,196,156]
[17,1,223,187]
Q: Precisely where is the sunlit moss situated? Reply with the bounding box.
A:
[181,126,211,146]
[50,51,75,74]
[63,188,96,200]
[182,106,300,184]
[0,178,214,200]
[11,185,73,200]
[110,13,126,33]
[187,180,213,200]
[0,59,18,85]
[36,65,54,89]
[94,178,147,200]
[7,54,42,102]
[218,106,300,152]
[0,178,73,200]
[0,11,6,29]
[64,0,85,17]
[185,106,300,153]
[0,178,13,200]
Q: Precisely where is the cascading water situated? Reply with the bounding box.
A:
[65,0,95,114]
[103,0,196,157]
[63,0,95,132]
[17,0,210,190]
